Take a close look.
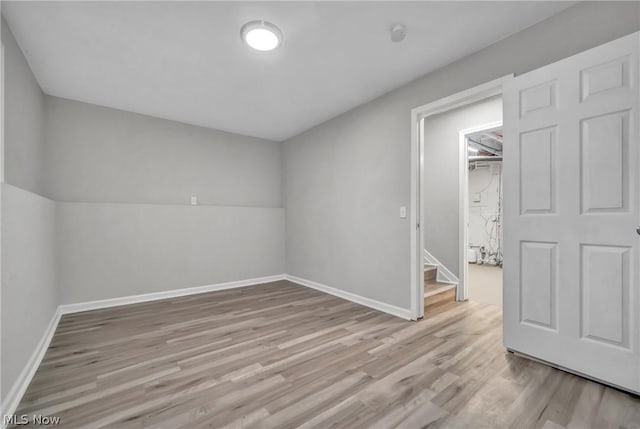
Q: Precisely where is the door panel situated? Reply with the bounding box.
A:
[520,241,557,330]
[519,127,556,214]
[581,244,630,348]
[503,32,640,392]
[581,111,629,213]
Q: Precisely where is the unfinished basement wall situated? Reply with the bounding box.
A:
[283,1,640,310]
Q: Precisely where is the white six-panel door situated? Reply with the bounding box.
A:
[503,32,640,393]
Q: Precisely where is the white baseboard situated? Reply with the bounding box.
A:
[59,274,287,315]
[1,307,62,424]
[285,275,412,320]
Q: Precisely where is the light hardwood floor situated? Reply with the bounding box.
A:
[14,280,640,428]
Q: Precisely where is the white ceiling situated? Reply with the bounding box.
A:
[3,1,574,141]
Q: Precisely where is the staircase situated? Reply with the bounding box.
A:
[424,263,457,310]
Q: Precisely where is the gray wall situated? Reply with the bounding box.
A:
[1,185,58,401]
[423,96,502,277]
[44,98,286,304]
[44,97,282,207]
[57,203,284,304]
[1,18,57,403]
[2,17,45,195]
[283,1,640,309]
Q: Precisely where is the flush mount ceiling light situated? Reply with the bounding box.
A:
[241,20,283,51]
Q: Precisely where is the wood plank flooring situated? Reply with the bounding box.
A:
[14,280,640,428]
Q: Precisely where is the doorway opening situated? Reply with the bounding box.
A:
[464,126,503,308]
[409,76,511,320]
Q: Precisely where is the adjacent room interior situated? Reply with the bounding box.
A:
[1,2,640,428]
[466,126,504,308]
[422,95,503,311]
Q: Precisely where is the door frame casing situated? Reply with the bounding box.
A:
[458,121,503,301]
[409,75,512,320]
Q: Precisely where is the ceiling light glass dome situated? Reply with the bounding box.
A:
[241,20,283,51]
